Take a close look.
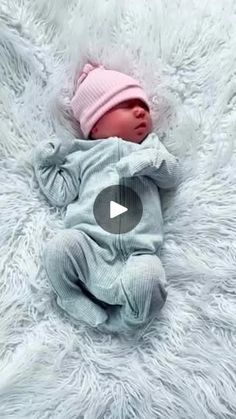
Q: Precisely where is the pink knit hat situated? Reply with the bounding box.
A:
[71,63,150,138]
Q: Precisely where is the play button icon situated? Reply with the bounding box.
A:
[93,185,143,234]
[110,201,128,218]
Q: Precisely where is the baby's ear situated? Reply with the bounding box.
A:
[90,124,99,139]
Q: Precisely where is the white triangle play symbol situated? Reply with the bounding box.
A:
[110,201,128,219]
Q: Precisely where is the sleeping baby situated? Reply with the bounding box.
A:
[33,63,181,333]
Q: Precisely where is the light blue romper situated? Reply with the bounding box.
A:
[33,133,181,332]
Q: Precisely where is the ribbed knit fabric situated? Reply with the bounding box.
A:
[32,133,181,332]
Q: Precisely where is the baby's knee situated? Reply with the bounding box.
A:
[42,229,82,270]
[130,254,166,285]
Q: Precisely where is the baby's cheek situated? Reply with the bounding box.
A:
[147,115,153,130]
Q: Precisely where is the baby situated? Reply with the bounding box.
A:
[33,63,181,333]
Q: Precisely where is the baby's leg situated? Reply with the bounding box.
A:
[99,253,167,333]
[43,229,108,327]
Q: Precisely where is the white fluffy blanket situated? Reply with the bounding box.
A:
[0,1,236,418]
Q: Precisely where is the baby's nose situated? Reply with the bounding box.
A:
[133,107,145,118]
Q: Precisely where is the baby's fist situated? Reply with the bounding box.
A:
[33,138,67,166]
[116,148,154,178]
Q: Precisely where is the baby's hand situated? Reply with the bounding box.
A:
[116,136,181,188]
[33,138,72,166]
[116,147,155,178]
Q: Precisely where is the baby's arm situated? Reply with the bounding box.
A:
[116,134,181,189]
[32,138,81,207]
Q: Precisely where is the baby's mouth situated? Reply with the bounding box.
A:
[135,122,146,130]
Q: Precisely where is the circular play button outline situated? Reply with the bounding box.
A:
[93,184,143,234]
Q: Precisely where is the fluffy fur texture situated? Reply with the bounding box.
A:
[0,0,236,418]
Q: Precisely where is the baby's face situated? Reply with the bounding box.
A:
[90,99,152,143]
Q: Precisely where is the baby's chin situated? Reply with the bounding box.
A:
[93,129,151,143]
[122,131,150,144]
